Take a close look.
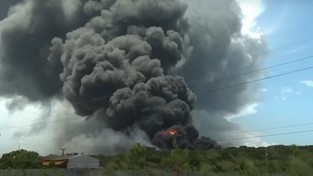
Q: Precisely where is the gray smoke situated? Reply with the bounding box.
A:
[0,0,23,20]
[5,96,28,113]
[13,105,52,138]
[177,0,267,144]
[179,0,266,113]
[0,0,266,152]
[0,0,93,101]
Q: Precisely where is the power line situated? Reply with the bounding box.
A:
[1,39,313,116]
[184,54,313,82]
[1,57,313,132]
[2,112,313,135]
[247,122,313,133]
[218,129,313,143]
[1,54,312,111]
[2,64,312,129]
[2,122,313,154]
[2,40,313,154]
[271,37,313,53]
[196,65,313,94]
[0,108,85,128]
[228,122,313,137]
[0,116,84,129]
[2,129,313,155]
[182,36,313,79]
[0,65,312,131]
[1,112,313,140]
[66,65,313,106]
[211,55,313,83]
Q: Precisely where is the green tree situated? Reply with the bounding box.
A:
[268,159,286,173]
[198,163,216,175]
[239,159,258,176]
[161,140,191,172]
[188,150,204,169]
[218,160,236,172]
[290,144,299,156]
[127,143,148,170]
[287,156,313,176]
[0,150,41,169]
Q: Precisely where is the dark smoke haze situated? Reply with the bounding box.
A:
[0,0,266,153]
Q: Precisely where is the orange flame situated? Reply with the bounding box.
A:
[161,129,177,136]
[169,130,177,135]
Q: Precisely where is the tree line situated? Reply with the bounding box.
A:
[1,144,313,175]
[98,143,313,175]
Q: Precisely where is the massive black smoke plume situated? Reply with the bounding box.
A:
[0,0,266,152]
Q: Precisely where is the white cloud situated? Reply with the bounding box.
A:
[192,110,270,148]
[278,96,286,102]
[237,131,274,147]
[226,103,259,120]
[301,80,313,88]
[260,88,268,93]
[0,99,77,155]
[237,0,265,37]
[281,87,294,94]
[296,92,303,95]
[275,87,293,101]
[261,2,290,36]
[276,86,299,101]
[0,98,155,156]
[0,98,43,154]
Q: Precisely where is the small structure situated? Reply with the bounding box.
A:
[42,155,72,168]
[42,154,99,169]
[67,155,99,169]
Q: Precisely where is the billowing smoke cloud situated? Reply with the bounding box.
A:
[0,0,93,100]
[180,0,266,113]
[0,0,22,20]
[177,0,267,145]
[0,0,266,153]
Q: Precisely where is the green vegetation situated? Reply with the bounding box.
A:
[0,150,41,169]
[98,144,313,175]
[1,145,313,175]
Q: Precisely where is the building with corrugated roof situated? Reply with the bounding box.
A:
[67,155,99,169]
[42,155,73,168]
[42,154,99,169]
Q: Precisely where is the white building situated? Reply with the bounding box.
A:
[67,155,100,169]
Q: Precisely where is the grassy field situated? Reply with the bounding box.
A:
[0,169,65,176]
[0,169,290,176]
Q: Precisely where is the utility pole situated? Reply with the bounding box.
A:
[265,146,269,175]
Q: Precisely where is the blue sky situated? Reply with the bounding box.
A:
[234,0,313,146]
